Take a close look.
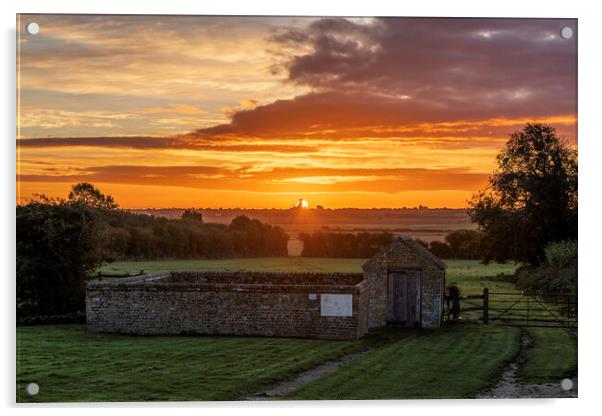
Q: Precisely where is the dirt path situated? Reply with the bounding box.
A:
[476,331,577,399]
[244,348,372,400]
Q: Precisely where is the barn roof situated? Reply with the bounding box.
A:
[362,235,447,271]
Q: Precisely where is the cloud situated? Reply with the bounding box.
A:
[17,16,577,207]
[17,136,176,149]
[194,92,576,142]
[17,108,138,129]
[16,136,319,153]
[275,18,576,100]
[141,104,207,115]
[17,15,310,138]
[19,16,577,144]
[18,165,487,193]
[192,17,577,142]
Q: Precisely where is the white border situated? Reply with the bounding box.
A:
[3,1,602,415]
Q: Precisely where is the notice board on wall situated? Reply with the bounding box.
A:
[320,294,353,317]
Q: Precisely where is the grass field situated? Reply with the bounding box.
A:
[99,257,518,282]
[17,324,520,402]
[520,327,578,383]
[17,258,576,402]
[285,324,520,400]
[16,325,362,402]
[99,257,368,275]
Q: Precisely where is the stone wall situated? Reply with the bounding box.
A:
[362,237,446,329]
[86,271,368,340]
[86,237,445,339]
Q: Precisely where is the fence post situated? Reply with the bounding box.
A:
[483,288,489,324]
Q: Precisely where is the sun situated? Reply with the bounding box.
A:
[295,198,309,209]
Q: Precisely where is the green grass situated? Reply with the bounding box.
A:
[98,257,367,275]
[520,328,578,383]
[17,258,575,401]
[16,324,525,402]
[16,325,362,402]
[443,261,577,387]
[445,259,518,296]
[285,324,521,400]
[99,258,517,282]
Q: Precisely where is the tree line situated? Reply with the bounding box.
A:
[17,183,288,318]
[299,231,394,258]
[102,210,287,260]
[425,230,483,259]
[298,229,484,259]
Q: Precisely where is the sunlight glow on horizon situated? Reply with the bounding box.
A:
[296,199,310,209]
[16,15,577,209]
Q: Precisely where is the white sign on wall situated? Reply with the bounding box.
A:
[320,294,353,317]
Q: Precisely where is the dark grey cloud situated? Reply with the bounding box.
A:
[274,17,576,115]
[196,17,577,140]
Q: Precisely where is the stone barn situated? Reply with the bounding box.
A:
[86,236,445,340]
[362,236,447,329]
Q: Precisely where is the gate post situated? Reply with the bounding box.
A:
[483,288,489,324]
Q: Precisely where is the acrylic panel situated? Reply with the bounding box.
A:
[16,14,578,402]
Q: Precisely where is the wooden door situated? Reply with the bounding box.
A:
[387,270,421,327]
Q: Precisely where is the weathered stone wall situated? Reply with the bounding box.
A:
[86,272,368,340]
[87,238,444,339]
[363,238,445,329]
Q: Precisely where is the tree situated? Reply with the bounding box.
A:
[17,202,106,316]
[429,240,452,259]
[299,231,393,258]
[444,230,483,259]
[516,240,577,299]
[68,182,118,209]
[468,124,577,265]
[181,209,203,223]
[17,183,118,317]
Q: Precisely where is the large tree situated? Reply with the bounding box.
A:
[17,202,106,316]
[468,124,577,265]
[16,183,116,317]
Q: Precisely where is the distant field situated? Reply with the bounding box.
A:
[135,207,475,243]
[99,257,517,280]
[98,257,368,275]
[445,259,518,296]
[280,223,477,243]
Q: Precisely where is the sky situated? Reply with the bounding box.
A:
[16,15,577,208]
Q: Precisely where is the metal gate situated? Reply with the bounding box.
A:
[444,288,577,329]
[487,291,577,329]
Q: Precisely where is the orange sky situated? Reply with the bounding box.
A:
[16,15,577,208]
